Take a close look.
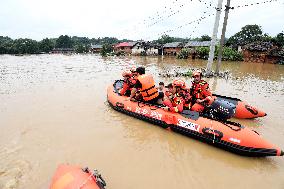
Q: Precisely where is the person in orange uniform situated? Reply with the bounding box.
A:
[163,79,188,113]
[119,70,136,96]
[190,71,214,112]
[129,67,163,104]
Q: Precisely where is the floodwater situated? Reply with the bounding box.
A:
[0,54,283,189]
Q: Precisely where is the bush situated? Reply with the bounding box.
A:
[177,48,189,59]
[195,46,243,61]
[100,43,113,56]
[196,47,210,59]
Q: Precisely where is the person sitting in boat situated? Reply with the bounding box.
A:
[162,79,188,113]
[189,71,214,112]
[119,70,136,96]
[157,81,167,99]
[128,66,163,104]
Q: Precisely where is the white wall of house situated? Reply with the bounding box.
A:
[132,46,145,55]
[147,47,159,55]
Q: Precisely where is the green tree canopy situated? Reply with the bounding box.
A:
[200,35,211,41]
[226,24,263,47]
[273,32,284,47]
[39,38,54,53]
[155,34,175,45]
[55,35,73,48]
[0,36,13,54]
[12,38,39,54]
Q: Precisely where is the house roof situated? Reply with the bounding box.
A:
[115,42,137,48]
[163,42,183,48]
[185,41,211,47]
[268,48,284,57]
[133,41,162,48]
[243,41,274,52]
[91,44,102,49]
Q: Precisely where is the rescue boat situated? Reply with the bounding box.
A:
[49,164,106,189]
[107,80,283,157]
[212,93,267,119]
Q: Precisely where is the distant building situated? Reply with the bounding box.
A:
[184,41,211,48]
[114,42,138,54]
[184,41,211,58]
[132,42,162,55]
[163,42,183,56]
[242,42,283,64]
[90,44,102,53]
[51,48,75,54]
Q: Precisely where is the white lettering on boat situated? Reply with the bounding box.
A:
[229,138,241,144]
[135,107,142,114]
[126,106,132,111]
[177,119,200,132]
[135,107,162,120]
[150,111,162,120]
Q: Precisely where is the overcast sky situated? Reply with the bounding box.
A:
[0,0,283,41]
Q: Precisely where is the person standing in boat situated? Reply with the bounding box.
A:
[128,66,163,104]
[189,71,214,112]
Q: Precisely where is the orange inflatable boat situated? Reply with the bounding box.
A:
[108,80,283,157]
[212,93,266,119]
[49,164,106,189]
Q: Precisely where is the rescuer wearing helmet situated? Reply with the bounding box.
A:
[119,70,136,96]
[190,70,214,112]
[162,79,189,113]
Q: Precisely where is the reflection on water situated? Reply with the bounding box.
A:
[0,54,284,189]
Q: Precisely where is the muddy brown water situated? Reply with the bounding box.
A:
[0,54,284,189]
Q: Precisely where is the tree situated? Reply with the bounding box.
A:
[39,38,54,53]
[226,24,263,47]
[100,43,113,56]
[0,36,13,54]
[55,35,73,48]
[200,35,211,41]
[75,44,90,53]
[12,38,39,54]
[273,33,284,47]
[155,34,174,45]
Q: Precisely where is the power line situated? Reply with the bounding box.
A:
[232,0,279,9]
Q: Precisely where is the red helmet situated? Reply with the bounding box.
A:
[173,79,186,88]
[122,70,132,77]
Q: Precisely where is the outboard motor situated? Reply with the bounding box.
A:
[206,99,236,120]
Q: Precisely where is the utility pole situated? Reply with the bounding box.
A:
[216,0,232,74]
[205,0,224,76]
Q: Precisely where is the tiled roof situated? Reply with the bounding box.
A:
[185,41,211,47]
[91,44,102,48]
[163,42,183,48]
[243,42,274,52]
[115,42,137,48]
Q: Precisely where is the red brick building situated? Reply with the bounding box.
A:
[163,42,183,56]
[114,42,137,55]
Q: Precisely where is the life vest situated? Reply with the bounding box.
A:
[190,80,212,100]
[137,74,159,101]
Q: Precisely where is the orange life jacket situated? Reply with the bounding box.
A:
[190,80,212,100]
[137,74,159,101]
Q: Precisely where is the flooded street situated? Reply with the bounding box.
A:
[0,54,284,189]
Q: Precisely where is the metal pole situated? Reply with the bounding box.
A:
[216,0,231,74]
[205,0,224,76]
